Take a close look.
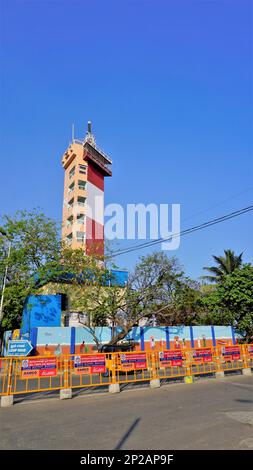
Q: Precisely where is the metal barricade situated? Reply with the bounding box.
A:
[0,344,252,398]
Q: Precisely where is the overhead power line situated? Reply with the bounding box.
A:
[105,204,253,259]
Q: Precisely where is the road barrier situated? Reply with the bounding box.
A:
[0,344,252,405]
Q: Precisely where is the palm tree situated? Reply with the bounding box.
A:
[202,249,243,283]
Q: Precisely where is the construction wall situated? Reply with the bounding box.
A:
[17,325,238,356]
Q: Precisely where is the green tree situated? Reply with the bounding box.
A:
[74,251,197,345]
[157,279,202,325]
[0,209,60,334]
[200,264,253,342]
[202,249,243,283]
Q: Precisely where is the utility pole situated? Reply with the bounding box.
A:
[0,229,11,324]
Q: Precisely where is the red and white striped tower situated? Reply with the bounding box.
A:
[61,122,112,258]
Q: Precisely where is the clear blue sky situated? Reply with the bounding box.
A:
[0,0,252,279]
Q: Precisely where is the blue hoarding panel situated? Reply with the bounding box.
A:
[21,295,62,336]
[108,270,128,287]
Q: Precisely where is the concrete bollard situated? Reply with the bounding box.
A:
[60,388,72,400]
[184,375,194,384]
[1,395,14,407]
[150,378,161,389]
[242,368,252,376]
[109,383,120,393]
[215,371,225,379]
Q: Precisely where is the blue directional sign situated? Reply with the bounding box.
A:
[7,340,33,357]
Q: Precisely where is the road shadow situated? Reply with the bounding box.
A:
[235,399,253,404]
[114,417,140,450]
[14,390,58,403]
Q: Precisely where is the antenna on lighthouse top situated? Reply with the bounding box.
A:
[85,120,95,145]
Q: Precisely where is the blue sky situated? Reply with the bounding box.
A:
[0,0,252,279]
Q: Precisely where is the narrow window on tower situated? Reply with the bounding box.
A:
[68,197,74,209]
[67,215,73,227]
[78,180,86,190]
[66,233,73,245]
[76,231,85,242]
[77,213,85,224]
[79,164,87,175]
[77,196,86,207]
[69,166,75,179]
[68,182,74,194]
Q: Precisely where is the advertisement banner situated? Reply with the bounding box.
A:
[248,345,253,358]
[21,358,57,379]
[74,354,106,374]
[120,353,147,370]
[193,348,213,363]
[159,350,183,367]
[222,346,240,361]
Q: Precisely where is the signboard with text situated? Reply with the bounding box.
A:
[193,348,213,363]
[159,350,183,367]
[7,340,33,357]
[222,346,240,361]
[248,345,253,358]
[21,357,57,379]
[120,353,147,370]
[74,354,106,374]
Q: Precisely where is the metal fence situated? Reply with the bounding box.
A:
[0,344,252,398]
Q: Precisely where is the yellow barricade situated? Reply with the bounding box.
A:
[0,344,252,398]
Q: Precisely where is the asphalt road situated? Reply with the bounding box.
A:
[0,374,253,450]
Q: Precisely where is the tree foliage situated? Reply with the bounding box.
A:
[0,209,60,334]
[199,264,253,342]
[202,249,243,283]
[71,252,200,345]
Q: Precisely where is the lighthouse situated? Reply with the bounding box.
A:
[61,122,112,257]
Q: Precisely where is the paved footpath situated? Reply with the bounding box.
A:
[0,374,253,450]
